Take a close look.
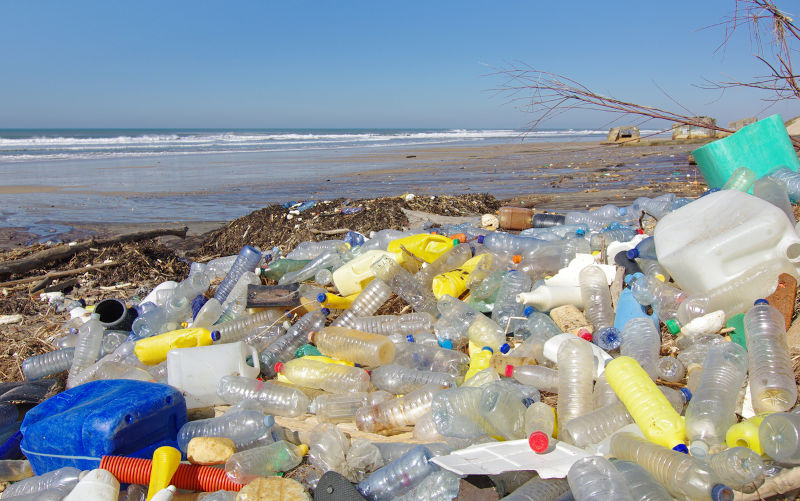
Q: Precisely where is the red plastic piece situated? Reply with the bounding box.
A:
[578,329,593,342]
[528,431,550,453]
[274,362,284,374]
[504,365,514,378]
[100,455,243,492]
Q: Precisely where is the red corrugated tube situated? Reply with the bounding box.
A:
[99,455,243,492]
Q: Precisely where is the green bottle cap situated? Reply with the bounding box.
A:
[665,319,681,335]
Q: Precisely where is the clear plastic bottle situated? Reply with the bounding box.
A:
[628,273,685,323]
[656,356,685,383]
[217,375,310,418]
[332,278,393,329]
[567,455,634,501]
[357,445,439,501]
[66,317,104,388]
[478,381,527,440]
[370,255,438,315]
[413,411,447,441]
[467,269,506,310]
[1,466,81,498]
[685,342,749,457]
[565,211,621,229]
[507,364,559,394]
[610,432,732,501]
[370,364,455,394]
[350,312,435,336]
[708,446,765,494]
[205,254,239,277]
[753,176,796,222]
[722,166,757,191]
[523,402,556,438]
[492,271,533,331]
[437,295,509,353]
[214,307,286,344]
[501,477,569,501]
[310,326,395,367]
[619,317,661,380]
[393,342,469,376]
[393,469,461,501]
[261,258,310,281]
[224,440,306,484]
[285,240,348,260]
[258,309,327,378]
[578,266,620,350]
[479,232,548,255]
[278,247,346,285]
[415,243,473,287]
[214,245,262,304]
[758,411,800,464]
[431,387,497,439]
[635,258,670,281]
[556,338,594,435]
[610,459,672,501]
[526,312,563,339]
[177,409,274,452]
[22,347,75,381]
[275,358,370,393]
[590,227,638,252]
[132,272,211,338]
[216,271,261,323]
[767,166,800,202]
[310,392,368,423]
[745,299,797,413]
[0,460,33,482]
[626,236,656,260]
[355,383,442,433]
[592,374,619,409]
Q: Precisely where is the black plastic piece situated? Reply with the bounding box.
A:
[314,471,367,501]
[94,298,138,332]
[531,213,566,228]
[613,251,642,276]
[0,380,59,404]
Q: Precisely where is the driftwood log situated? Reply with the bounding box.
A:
[0,227,187,279]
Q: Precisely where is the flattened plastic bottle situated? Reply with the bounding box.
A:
[332,278,393,329]
[275,358,370,393]
[708,446,765,494]
[217,375,310,418]
[224,440,306,484]
[610,459,672,501]
[370,364,455,394]
[437,295,509,353]
[578,266,620,350]
[66,317,104,388]
[357,445,439,501]
[356,383,442,433]
[259,309,327,378]
[392,342,469,377]
[501,477,569,501]
[415,243,472,288]
[556,338,594,435]
[620,317,661,380]
[567,455,634,501]
[310,326,395,367]
[431,387,498,439]
[478,381,527,440]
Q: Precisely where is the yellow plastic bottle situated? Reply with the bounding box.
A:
[275,355,353,384]
[432,253,494,299]
[331,250,396,297]
[726,413,771,455]
[316,291,362,310]
[464,346,494,381]
[605,356,686,449]
[387,234,458,268]
[274,357,370,393]
[134,327,219,365]
[146,446,181,501]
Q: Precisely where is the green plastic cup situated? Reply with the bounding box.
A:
[692,114,800,189]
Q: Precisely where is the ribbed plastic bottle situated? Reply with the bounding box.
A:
[758,411,800,464]
[605,356,685,449]
[567,455,634,501]
[278,247,346,285]
[431,387,497,439]
[370,255,438,315]
[479,232,548,255]
[578,266,620,350]
[332,278,393,329]
[620,317,661,380]
[370,364,455,394]
[177,409,274,452]
[393,469,461,501]
[753,176,796,222]
[629,273,685,322]
[636,258,670,281]
[310,392,368,423]
[258,309,327,378]
[745,299,797,413]
[722,166,757,191]
[556,338,594,435]
[217,375,310,418]
[224,440,306,484]
[275,358,370,393]
[501,477,570,501]
[22,347,75,381]
[564,210,622,229]
[592,374,619,409]
[629,193,676,219]
[492,271,533,331]
[393,342,469,376]
[309,326,395,367]
[1,466,82,498]
[355,383,442,433]
[684,342,748,457]
[350,312,435,336]
[65,317,104,388]
[357,445,438,501]
[286,240,348,260]
[478,381,527,440]
[415,243,472,287]
[507,364,559,394]
[626,236,656,260]
[437,295,509,353]
[726,413,767,454]
[213,245,262,305]
[526,311,563,339]
[216,271,261,323]
[656,356,685,383]
[767,166,800,202]
[213,307,286,344]
[610,432,732,501]
[610,459,672,501]
[708,446,765,494]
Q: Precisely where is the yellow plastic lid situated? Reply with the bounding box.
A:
[297,444,310,456]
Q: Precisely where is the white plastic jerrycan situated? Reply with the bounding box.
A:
[654,189,800,295]
[167,341,260,408]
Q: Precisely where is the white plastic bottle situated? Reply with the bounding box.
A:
[66,317,104,389]
[62,468,119,501]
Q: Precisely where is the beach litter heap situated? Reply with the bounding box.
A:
[7,153,800,499]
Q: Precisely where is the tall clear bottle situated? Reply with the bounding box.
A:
[332,278,393,329]
[610,459,672,501]
[355,383,442,433]
[578,265,620,350]
[258,309,327,378]
[556,338,594,435]
[500,477,569,501]
[217,375,310,418]
[370,364,455,394]
[492,270,533,331]
[745,299,797,413]
[275,358,370,393]
[619,317,661,380]
[370,255,438,315]
[309,326,395,367]
[66,317,104,389]
[214,245,262,304]
[224,440,306,484]
[357,445,439,501]
[567,456,634,501]
[177,409,275,452]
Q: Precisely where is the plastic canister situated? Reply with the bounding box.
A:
[654,190,800,295]
[167,342,260,408]
[387,234,457,266]
[692,114,800,190]
[332,250,396,297]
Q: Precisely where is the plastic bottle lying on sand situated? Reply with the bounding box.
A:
[217,375,309,418]
[357,445,439,501]
[567,455,634,501]
[310,392,368,423]
[177,408,276,452]
[275,358,370,393]
[370,364,455,394]
[309,326,395,367]
[393,342,468,376]
[224,440,307,484]
[356,383,442,433]
[1,466,81,498]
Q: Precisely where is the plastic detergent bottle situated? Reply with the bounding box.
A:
[387,233,458,267]
[274,358,370,393]
[134,327,219,365]
[726,414,769,455]
[309,326,395,366]
[463,346,494,381]
[330,250,395,297]
[432,253,493,299]
[605,356,686,449]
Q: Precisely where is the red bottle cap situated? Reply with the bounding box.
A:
[504,365,514,378]
[274,362,284,373]
[578,329,593,341]
[528,431,550,453]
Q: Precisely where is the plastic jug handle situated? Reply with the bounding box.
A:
[242,344,261,375]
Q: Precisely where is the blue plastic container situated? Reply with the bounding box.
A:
[20,380,186,474]
[614,288,658,332]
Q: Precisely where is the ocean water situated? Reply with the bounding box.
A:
[0,127,661,237]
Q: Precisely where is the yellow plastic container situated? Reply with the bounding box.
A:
[432,253,493,299]
[134,327,219,365]
[331,250,396,297]
[317,291,361,310]
[464,346,494,381]
[146,446,181,501]
[726,413,771,455]
[387,234,458,268]
[606,356,686,449]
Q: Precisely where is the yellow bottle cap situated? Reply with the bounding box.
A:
[297,444,310,456]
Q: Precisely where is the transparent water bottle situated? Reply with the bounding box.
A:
[350,312,435,336]
[310,392,368,423]
[393,469,461,501]
[259,309,327,378]
[357,445,439,501]
[619,317,661,380]
[610,432,732,501]
[479,232,548,255]
[356,383,442,433]
[216,271,261,324]
[415,243,472,287]
[626,236,656,260]
[467,269,506,310]
[759,411,800,464]
[592,374,619,409]
[753,176,796,222]
[767,166,800,202]
[278,247,346,285]
[507,364,559,393]
[431,387,497,439]
[224,440,306,484]
[656,356,685,383]
[214,245,262,304]
[722,166,757,191]
[177,409,275,452]
[332,278,393,329]
[261,258,310,281]
[492,271,533,331]
[310,326,395,367]
[745,299,797,413]
[501,477,569,501]
[567,456,634,501]
[526,311,563,339]
[478,381,527,440]
[565,211,621,229]
[708,446,765,494]
[610,459,672,501]
[286,240,348,260]
[370,255,438,315]
[275,358,370,393]
[437,295,509,353]
[393,342,469,376]
[684,342,748,456]
[22,347,75,381]
[556,338,594,435]
[66,317,104,388]
[370,364,455,394]
[414,411,447,441]
[524,402,556,438]
[214,307,286,344]
[636,258,670,281]
[1,466,81,498]
[578,266,619,350]
[217,375,309,418]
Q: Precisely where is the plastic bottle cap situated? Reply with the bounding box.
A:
[636,228,644,234]
[512,255,522,264]
[711,484,734,501]
[481,346,494,354]
[274,362,284,373]
[451,234,466,243]
[477,235,485,244]
[317,293,327,303]
[297,444,310,456]
[523,306,534,317]
[575,229,585,236]
[264,415,275,427]
[210,331,221,341]
[452,239,460,246]
[754,298,769,305]
[665,319,681,335]
[406,335,415,343]
[577,329,593,342]
[499,343,510,354]
[654,273,666,282]
[626,248,639,259]
[680,387,692,402]
[672,444,689,454]
[439,339,453,350]
[320,308,331,316]
[528,432,550,453]
[504,365,514,377]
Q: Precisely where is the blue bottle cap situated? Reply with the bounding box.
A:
[672,444,689,454]
[626,248,639,259]
[481,346,494,354]
[619,207,627,216]
[320,308,330,316]
[499,343,510,354]
[264,415,275,427]
[406,335,415,343]
[317,293,327,303]
[680,387,692,402]
[754,298,769,305]
[523,306,534,317]
[477,235,485,244]
[439,339,453,350]
[711,484,734,501]
[210,330,221,341]
[575,229,585,236]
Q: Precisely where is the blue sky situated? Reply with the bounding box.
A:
[1,1,799,129]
